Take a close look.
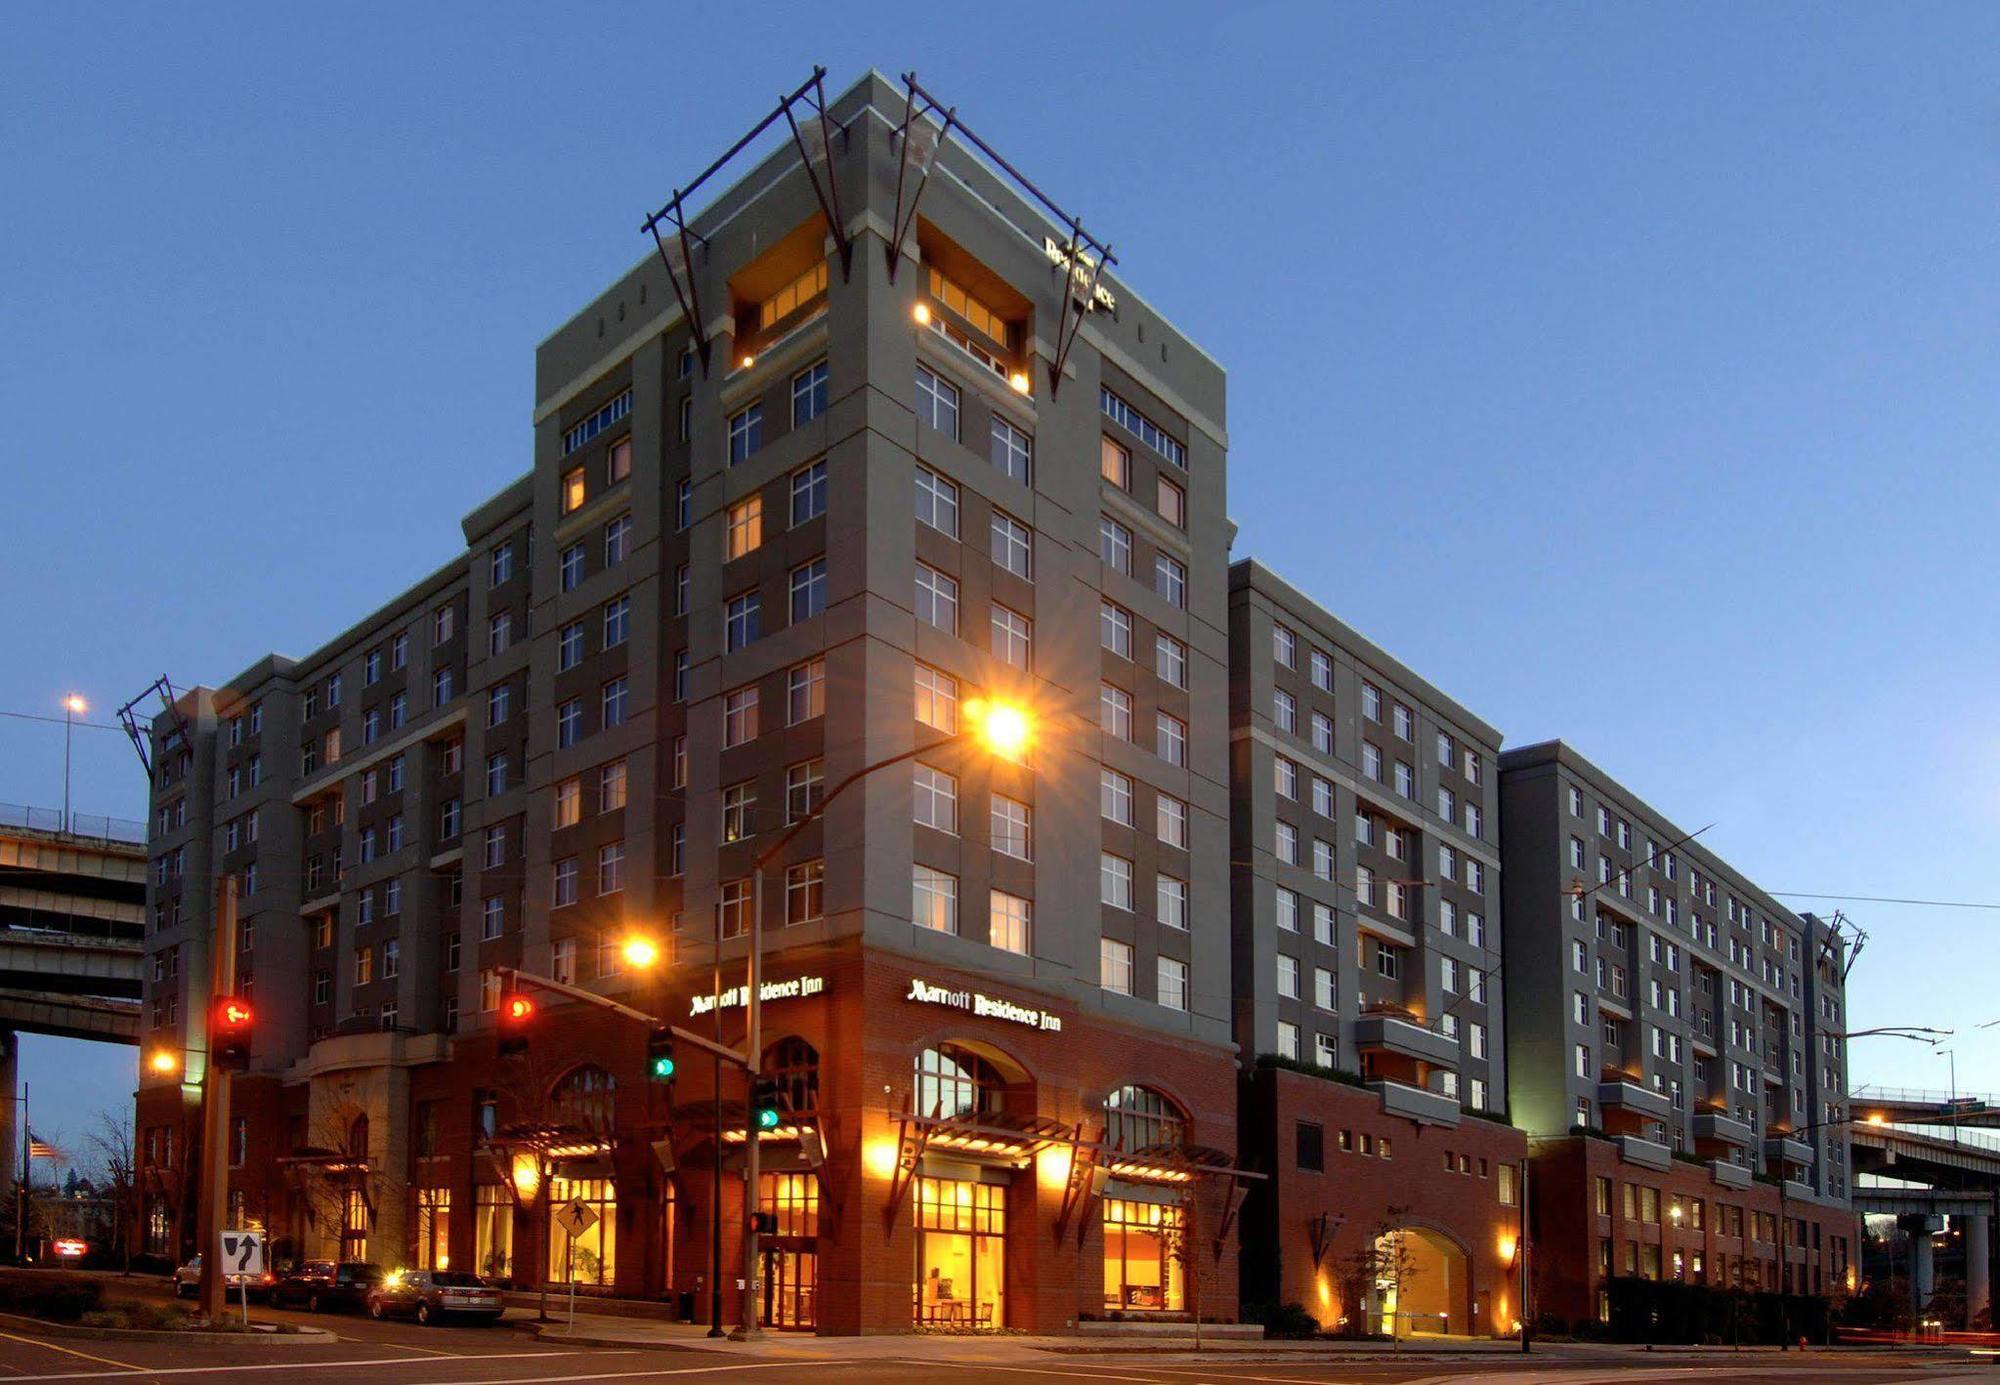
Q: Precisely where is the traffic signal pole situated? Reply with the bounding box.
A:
[193,875,237,1321]
[729,865,764,1342]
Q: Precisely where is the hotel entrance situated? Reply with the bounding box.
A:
[758,1172,818,1330]
[913,1176,1005,1328]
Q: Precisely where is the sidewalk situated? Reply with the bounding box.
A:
[512,1314,1912,1364]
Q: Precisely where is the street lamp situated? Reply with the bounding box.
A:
[620,936,661,971]
[147,1050,181,1077]
[60,694,86,834]
[727,696,1034,1340]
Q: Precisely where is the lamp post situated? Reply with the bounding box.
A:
[727,699,1031,1340]
[60,695,86,834]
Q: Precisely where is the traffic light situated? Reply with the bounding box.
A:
[749,1211,778,1235]
[646,1026,676,1083]
[497,984,535,1057]
[750,1076,782,1132]
[211,996,253,1071]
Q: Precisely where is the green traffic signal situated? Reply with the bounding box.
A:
[650,1055,676,1080]
[755,1105,781,1131]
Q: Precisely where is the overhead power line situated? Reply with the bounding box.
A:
[0,709,124,732]
[1770,891,2000,912]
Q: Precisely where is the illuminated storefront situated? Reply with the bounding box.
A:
[1104,1198,1183,1311]
[415,1188,450,1270]
[914,1176,1006,1327]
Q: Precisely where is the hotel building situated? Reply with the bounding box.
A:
[1226,561,1527,1336]
[135,69,1246,1334]
[1499,741,1857,1326]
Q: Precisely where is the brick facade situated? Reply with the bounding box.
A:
[1238,1064,1527,1336]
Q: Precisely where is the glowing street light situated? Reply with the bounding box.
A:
[147,1049,180,1077]
[60,693,87,833]
[965,698,1032,760]
[621,936,661,970]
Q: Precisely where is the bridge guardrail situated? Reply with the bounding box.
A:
[0,804,146,845]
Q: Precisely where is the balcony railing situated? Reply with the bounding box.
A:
[0,803,146,845]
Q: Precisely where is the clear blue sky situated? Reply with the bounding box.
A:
[5,4,1998,1147]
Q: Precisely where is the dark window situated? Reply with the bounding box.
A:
[1295,1120,1325,1173]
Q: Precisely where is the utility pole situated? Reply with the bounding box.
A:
[729,865,765,1341]
[193,876,236,1320]
[1519,1154,1531,1353]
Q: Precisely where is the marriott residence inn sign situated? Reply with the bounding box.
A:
[905,977,1064,1033]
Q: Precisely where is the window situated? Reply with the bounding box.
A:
[562,388,631,455]
[1157,475,1185,528]
[991,605,1031,668]
[1155,634,1186,688]
[726,495,763,559]
[391,633,408,669]
[791,360,828,425]
[1277,953,1301,999]
[561,467,586,514]
[354,946,373,985]
[721,781,756,842]
[912,865,958,934]
[913,763,958,833]
[991,512,1031,579]
[1275,756,1298,799]
[915,365,959,439]
[915,466,959,536]
[991,794,1031,861]
[786,759,824,822]
[560,543,584,591]
[555,777,581,829]
[558,621,584,671]
[785,861,824,925]
[914,564,958,634]
[1276,888,1298,932]
[790,558,827,621]
[1100,683,1133,740]
[991,416,1031,483]
[1156,712,1187,767]
[791,459,827,524]
[1157,875,1188,930]
[990,891,1031,955]
[1276,1021,1300,1060]
[677,477,692,530]
[1100,601,1132,657]
[552,938,577,985]
[1100,516,1132,573]
[1275,821,1298,865]
[1100,853,1134,909]
[488,611,512,656]
[1100,386,1186,468]
[725,590,761,650]
[1315,966,1335,1010]
[757,260,827,328]
[606,436,631,484]
[1158,956,1189,1010]
[1273,689,1297,734]
[723,686,759,747]
[602,595,630,647]
[788,658,825,724]
[432,666,454,706]
[552,858,578,907]
[1100,768,1134,825]
[914,664,957,731]
[485,753,509,797]
[1101,938,1134,995]
[601,676,628,728]
[557,698,582,748]
[719,878,752,938]
[728,402,763,463]
[1100,436,1130,489]
[676,563,689,614]
[1154,554,1186,609]
[1157,794,1187,848]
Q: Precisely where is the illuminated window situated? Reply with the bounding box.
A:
[757,260,829,330]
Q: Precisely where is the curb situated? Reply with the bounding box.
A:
[0,1309,338,1345]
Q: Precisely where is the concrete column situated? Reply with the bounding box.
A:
[1967,1212,1991,1328]
[0,1032,15,1206]
[1905,1215,1939,1313]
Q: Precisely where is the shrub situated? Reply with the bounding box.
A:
[0,1274,105,1322]
[1260,1302,1320,1339]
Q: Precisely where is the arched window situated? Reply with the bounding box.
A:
[346,1115,370,1158]
[1104,1085,1185,1154]
[550,1064,617,1134]
[764,1037,819,1117]
[915,1044,1011,1120]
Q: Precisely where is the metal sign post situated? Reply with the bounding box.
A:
[219,1230,263,1330]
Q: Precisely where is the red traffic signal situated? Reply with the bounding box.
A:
[498,985,535,1056]
[212,995,253,1071]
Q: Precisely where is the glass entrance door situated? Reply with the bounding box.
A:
[913,1177,1005,1329]
[761,1247,816,1329]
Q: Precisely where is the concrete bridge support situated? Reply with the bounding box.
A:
[1969,1210,1992,1328]
[0,1031,14,1202]
[1903,1214,1942,1315]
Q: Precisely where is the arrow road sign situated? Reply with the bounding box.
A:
[219,1229,265,1277]
[553,1198,599,1239]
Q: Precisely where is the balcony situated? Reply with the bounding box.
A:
[1617,1134,1673,1171]
[1369,1079,1463,1129]
[1782,1178,1816,1201]
[1692,1109,1754,1148]
[1354,1011,1460,1070]
[1709,1159,1754,1190]
[1766,1134,1814,1168]
[1597,1077,1673,1123]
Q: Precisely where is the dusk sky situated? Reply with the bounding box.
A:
[5,4,1999,1150]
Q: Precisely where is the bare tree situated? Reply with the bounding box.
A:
[83,1112,136,1274]
[1332,1209,1424,1342]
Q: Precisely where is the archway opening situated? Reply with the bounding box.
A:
[1371,1225,1468,1336]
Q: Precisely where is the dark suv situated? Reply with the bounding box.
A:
[273,1260,383,1313]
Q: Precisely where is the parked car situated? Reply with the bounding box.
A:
[271,1260,383,1312]
[172,1254,275,1300]
[366,1269,504,1325]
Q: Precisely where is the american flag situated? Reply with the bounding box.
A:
[27,1133,65,1166]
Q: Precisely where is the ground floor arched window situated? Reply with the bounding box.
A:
[546,1175,614,1286]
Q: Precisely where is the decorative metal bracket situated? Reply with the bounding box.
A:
[1054,1122,1099,1243]
[882,1095,934,1226]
